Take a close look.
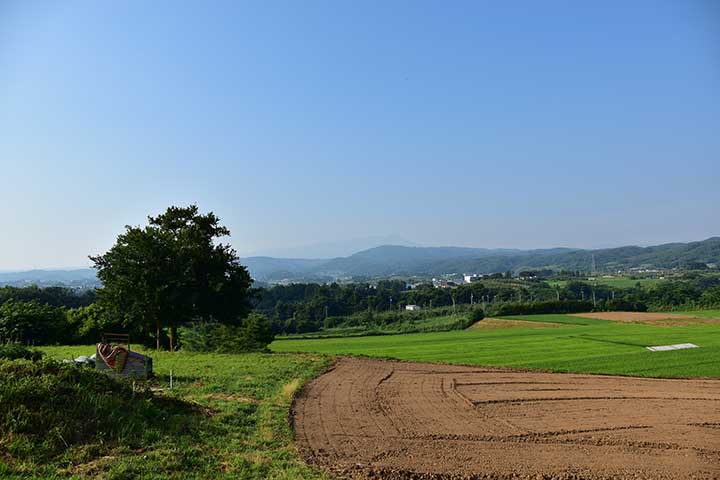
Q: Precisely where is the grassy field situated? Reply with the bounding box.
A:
[272,312,720,378]
[548,277,664,289]
[673,309,720,318]
[4,347,330,480]
[280,313,473,339]
[6,310,720,478]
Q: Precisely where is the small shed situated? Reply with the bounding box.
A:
[405,304,422,311]
[96,333,153,379]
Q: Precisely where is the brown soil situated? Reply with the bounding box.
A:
[646,318,720,327]
[469,318,561,330]
[293,357,720,480]
[568,311,698,322]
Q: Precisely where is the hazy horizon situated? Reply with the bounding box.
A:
[1,1,718,270]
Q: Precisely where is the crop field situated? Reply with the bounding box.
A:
[549,277,664,289]
[7,347,331,480]
[272,311,720,378]
[674,309,720,318]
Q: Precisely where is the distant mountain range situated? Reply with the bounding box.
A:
[0,269,99,288]
[2,237,719,287]
[242,235,419,259]
[242,237,720,282]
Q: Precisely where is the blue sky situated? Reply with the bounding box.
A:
[1,1,718,269]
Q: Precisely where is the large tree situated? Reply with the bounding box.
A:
[90,205,253,350]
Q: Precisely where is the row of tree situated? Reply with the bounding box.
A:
[254,274,720,334]
[0,286,95,309]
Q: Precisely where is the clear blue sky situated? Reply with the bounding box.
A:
[1,1,718,269]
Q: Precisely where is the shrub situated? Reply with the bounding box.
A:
[490,300,594,316]
[180,313,274,353]
[66,303,118,344]
[0,344,43,361]
[0,359,197,461]
[699,285,720,307]
[469,307,485,322]
[603,298,648,312]
[0,300,69,345]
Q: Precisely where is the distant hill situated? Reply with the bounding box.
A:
[243,235,419,259]
[313,245,573,277]
[0,269,100,288]
[5,237,719,286]
[240,257,329,280]
[242,237,720,282]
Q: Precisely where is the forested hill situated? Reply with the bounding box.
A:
[3,238,718,286]
[243,237,720,281]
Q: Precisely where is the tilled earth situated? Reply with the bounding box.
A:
[567,311,700,322]
[293,358,720,480]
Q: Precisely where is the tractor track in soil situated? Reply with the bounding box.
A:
[292,357,720,480]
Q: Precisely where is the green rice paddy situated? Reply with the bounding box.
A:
[271,311,720,378]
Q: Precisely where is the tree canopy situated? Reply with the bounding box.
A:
[90,205,253,350]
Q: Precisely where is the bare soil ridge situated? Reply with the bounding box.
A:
[569,311,697,322]
[569,311,720,326]
[293,357,720,480]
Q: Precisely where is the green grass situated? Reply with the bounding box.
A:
[672,309,720,318]
[6,310,720,478]
[2,347,331,480]
[271,316,720,378]
[279,313,474,339]
[593,277,664,288]
[549,277,664,289]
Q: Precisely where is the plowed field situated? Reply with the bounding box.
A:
[293,358,720,479]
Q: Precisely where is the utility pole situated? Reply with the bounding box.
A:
[470,292,474,305]
[592,290,597,308]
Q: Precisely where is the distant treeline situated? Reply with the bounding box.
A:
[0,286,96,309]
[1,272,720,344]
[254,273,720,334]
[0,286,103,345]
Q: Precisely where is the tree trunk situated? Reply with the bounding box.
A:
[169,322,177,352]
[156,318,161,351]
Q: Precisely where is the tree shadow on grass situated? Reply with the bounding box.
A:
[569,335,648,348]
